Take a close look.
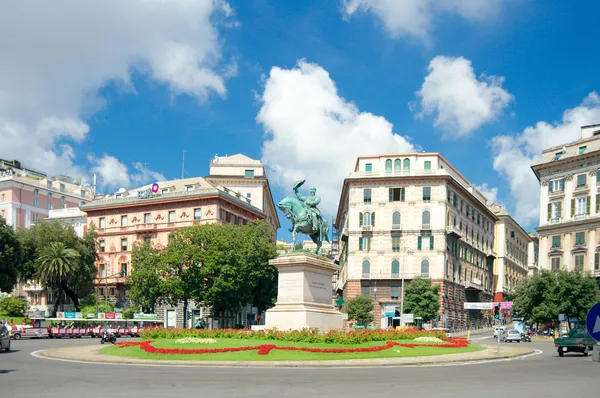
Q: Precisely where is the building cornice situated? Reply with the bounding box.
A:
[536,216,600,234]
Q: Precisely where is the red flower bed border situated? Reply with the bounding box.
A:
[115,338,470,356]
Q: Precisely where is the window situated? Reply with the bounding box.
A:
[403,158,410,170]
[422,186,431,201]
[417,236,422,250]
[162,189,169,194]
[247,193,252,199]
[0,194,4,203]
[549,179,564,192]
[392,236,401,252]
[362,260,370,275]
[60,183,65,193]
[510,231,515,238]
[99,240,105,252]
[424,161,431,170]
[186,185,193,192]
[579,146,587,154]
[168,211,176,223]
[121,215,128,227]
[548,201,562,220]
[554,152,563,161]
[572,196,590,216]
[551,235,561,248]
[359,212,375,227]
[389,187,405,202]
[194,208,201,221]
[48,292,53,304]
[575,255,584,271]
[33,198,38,207]
[244,169,255,178]
[99,288,105,296]
[33,214,38,222]
[429,236,434,250]
[47,192,52,199]
[551,257,560,271]
[46,202,52,210]
[99,264,106,278]
[394,159,401,171]
[421,259,430,278]
[385,159,392,171]
[60,196,65,204]
[361,286,370,296]
[391,286,399,300]
[391,260,400,275]
[365,163,372,172]
[576,174,587,187]
[363,188,372,203]
[144,236,151,244]
[34,189,38,196]
[422,210,431,226]
[392,211,401,228]
[144,213,151,224]
[358,237,371,251]
[595,253,599,270]
[121,238,128,252]
[120,263,127,276]
[99,217,105,229]
[34,293,39,305]
[575,232,585,245]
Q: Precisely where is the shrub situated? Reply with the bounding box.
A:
[0,296,28,316]
[140,327,447,345]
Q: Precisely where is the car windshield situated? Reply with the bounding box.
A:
[508,330,519,334]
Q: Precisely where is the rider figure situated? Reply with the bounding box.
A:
[294,182,322,234]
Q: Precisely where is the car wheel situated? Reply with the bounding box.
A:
[5,340,10,352]
[583,352,589,357]
[558,348,564,357]
[13,333,21,340]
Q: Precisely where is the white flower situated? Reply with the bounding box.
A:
[174,337,217,345]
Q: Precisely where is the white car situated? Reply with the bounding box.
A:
[503,329,522,343]
[0,325,10,352]
[493,327,505,338]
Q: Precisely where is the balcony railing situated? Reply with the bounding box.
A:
[362,225,373,232]
[445,225,461,237]
[421,224,431,230]
[23,283,44,291]
[391,223,402,231]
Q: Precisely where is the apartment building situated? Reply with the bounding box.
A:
[532,124,600,286]
[334,153,497,330]
[489,204,537,302]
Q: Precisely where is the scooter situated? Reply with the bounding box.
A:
[100,330,117,344]
[521,333,531,342]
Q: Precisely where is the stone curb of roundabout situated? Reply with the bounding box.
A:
[33,344,537,368]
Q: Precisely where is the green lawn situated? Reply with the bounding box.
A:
[101,338,483,361]
[0,313,25,325]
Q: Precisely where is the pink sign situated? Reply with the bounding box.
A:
[494,302,513,310]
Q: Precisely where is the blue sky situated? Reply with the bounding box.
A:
[1,0,599,240]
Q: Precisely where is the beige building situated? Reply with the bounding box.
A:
[532,124,600,286]
[489,204,537,302]
[334,153,497,330]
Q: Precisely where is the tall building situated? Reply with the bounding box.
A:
[81,154,279,328]
[531,123,600,286]
[489,204,537,302]
[334,153,497,330]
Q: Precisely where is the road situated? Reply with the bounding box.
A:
[0,336,596,398]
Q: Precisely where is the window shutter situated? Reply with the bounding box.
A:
[417,236,422,250]
[359,237,363,251]
[367,238,371,251]
[359,212,363,226]
[430,236,434,250]
[587,196,591,214]
[560,179,565,190]
[401,188,405,201]
[371,212,375,227]
[548,182,553,193]
[389,188,393,202]
[571,199,575,217]
[547,203,552,220]
[597,195,600,213]
[558,201,562,217]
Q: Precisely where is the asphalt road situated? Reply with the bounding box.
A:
[0,336,597,398]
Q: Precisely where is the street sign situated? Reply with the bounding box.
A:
[558,313,566,322]
[586,302,600,341]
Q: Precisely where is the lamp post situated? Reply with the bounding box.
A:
[400,258,405,328]
[373,286,377,328]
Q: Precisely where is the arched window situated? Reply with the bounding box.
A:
[421,259,430,278]
[394,158,401,171]
[385,159,392,171]
[391,259,400,275]
[362,260,371,275]
[403,158,411,170]
[392,211,401,227]
[422,210,431,226]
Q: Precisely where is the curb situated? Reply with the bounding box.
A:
[32,344,537,368]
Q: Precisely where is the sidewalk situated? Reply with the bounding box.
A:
[34,343,535,368]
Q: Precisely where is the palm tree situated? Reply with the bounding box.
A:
[37,242,80,313]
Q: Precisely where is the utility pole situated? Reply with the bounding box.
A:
[181,150,187,179]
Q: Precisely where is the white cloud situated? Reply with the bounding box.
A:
[413,56,513,137]
[257,60,415,216]
[342,0,503,41]
[475,183,499,205]
[0,0,234,178]
[492,92,600,226]
[89,155,166,192]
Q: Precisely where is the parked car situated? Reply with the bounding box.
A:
[0,324,11,352]
[431,327,452,338]
[554,327,596,356]
[503,329,522,343]
[493,327,505,338]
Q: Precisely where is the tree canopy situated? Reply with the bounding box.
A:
[403,277,440,323]
[513,270,600,325]
[0,216,22,293]
[344,295,374,326]
[128,241,165,313]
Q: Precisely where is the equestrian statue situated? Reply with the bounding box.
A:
[277,180,330,255]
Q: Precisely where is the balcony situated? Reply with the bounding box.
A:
[486,249,497,258]
[464,280,483,291]
[574,183,588,193]
[135,223,157,233]
[23,283,44,292]
[362,225,373,232]
[391,223,402,231]
[421,224,431,230]
[445,225,462,237]
[361,273,370,278]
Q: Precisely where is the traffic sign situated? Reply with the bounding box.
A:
[586,302,600,341]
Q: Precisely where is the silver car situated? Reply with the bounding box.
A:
[0,324,10,352]
[503,329,522,343]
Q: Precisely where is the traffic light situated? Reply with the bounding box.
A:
[494,304,500,319]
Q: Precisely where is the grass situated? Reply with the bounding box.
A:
[0,313,25,325]
[101,338,483,361]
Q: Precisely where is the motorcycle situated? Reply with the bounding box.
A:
[100,330,117,344]
[521,333,532,342]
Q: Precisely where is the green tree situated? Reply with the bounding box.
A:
[555,270,600,324]
[403,277,441,323]
[0,296,28,316]
[344,295,374,326]
[80,302,114,319]
[17,221,97,313]
[37,242,80,313]
[128,242,164,313]
[0,216,22,292]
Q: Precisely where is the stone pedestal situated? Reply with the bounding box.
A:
[261,253,342,332]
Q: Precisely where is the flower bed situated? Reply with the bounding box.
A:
[175,338,217,345]
[115,338,469,356]
[140,327,447,345]
[414,336,444,343]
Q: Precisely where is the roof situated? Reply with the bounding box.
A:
[531,134,600,179]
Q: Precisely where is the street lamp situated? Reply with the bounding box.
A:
[373,286,377,328]
[399,255,405,328]
[96,269,126,318]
